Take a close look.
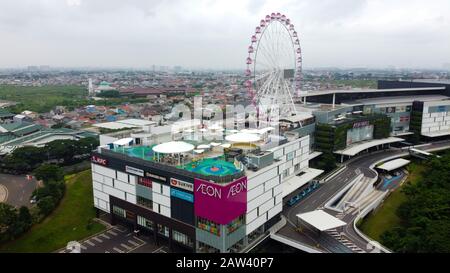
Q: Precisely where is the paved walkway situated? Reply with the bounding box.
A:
[0,184,8,203]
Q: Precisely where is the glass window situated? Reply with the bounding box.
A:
[112,205,126,218]
[137,196,153,210]
[137,215,154,230]
[157,224,169,237]
[286,151,294,161]
[173,230,193,247]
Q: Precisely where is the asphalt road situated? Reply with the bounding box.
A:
[0,173,37,207]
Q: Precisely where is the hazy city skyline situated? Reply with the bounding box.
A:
[1,0,450,70]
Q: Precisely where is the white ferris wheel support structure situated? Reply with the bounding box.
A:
[245,12,304,123]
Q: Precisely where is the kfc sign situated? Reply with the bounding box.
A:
[91,155,107,166]
[194,177,247,225]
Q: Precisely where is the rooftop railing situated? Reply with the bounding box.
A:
[98,147,245,184]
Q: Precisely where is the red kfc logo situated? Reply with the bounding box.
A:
[91,155,107,166]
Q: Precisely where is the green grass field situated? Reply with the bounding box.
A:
[0,85,88,113]
[0,170,105,253]
[358,163,425,241]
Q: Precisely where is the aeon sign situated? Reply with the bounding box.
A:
[194,177,247,225]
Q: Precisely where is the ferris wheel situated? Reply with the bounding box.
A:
[245,12,302,121]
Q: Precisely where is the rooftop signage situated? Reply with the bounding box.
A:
[91,155,107,166]
[194,176,247,225]
[126,165,144,177]
[353,120,370,129]
[170,178,193,192]
[145,171,167,182]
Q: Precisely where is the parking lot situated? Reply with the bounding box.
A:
[59,225,166,253]
[0,173,37,207]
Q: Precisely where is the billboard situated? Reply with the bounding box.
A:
[171,188,194,203]
[346,124,374,146]
[194,176,247,225]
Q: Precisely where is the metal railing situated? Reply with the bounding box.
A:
[98,148,245,184]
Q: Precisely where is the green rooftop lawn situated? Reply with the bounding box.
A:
[0,170,105,253]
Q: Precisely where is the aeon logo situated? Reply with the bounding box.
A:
[196,180,247,199]
[227,181,247,198]
[196,183,222,199]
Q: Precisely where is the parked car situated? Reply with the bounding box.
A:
[30,196,37,204]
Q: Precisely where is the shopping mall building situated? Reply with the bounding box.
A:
[91,119,321,253]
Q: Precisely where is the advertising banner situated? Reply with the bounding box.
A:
[170,178,194,192]
[125,165,144,177]
[194,176,247,225]
[171,188,194,203]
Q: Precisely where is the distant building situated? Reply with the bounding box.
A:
[0,109,14,124]
[0,121,97,155]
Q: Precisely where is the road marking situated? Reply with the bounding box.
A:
[113,247,124,253]
[105,251,110,253]
[121,243,132,250]
[85,240,95,246]
[153,246,166,253]
[100,234,110,239]
[80,245,87,250]
[93,237,103,243]
[107,230,118,236]
[115,226,128,232]
[128,240,140,247]
[133,236,145,244]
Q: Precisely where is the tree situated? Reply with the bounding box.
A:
[380,151,450,253]
[13,206,33,235]
[37,196,56,216]
[33,164,64,183]
[0,203,18,242]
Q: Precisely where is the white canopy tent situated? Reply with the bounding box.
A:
[197,144,211,149]
[225,133,260,143]
[152,141,195,165]
[296,210,346,232]
[152,141,195,154]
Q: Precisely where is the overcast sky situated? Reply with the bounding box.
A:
[1,0,450,69]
